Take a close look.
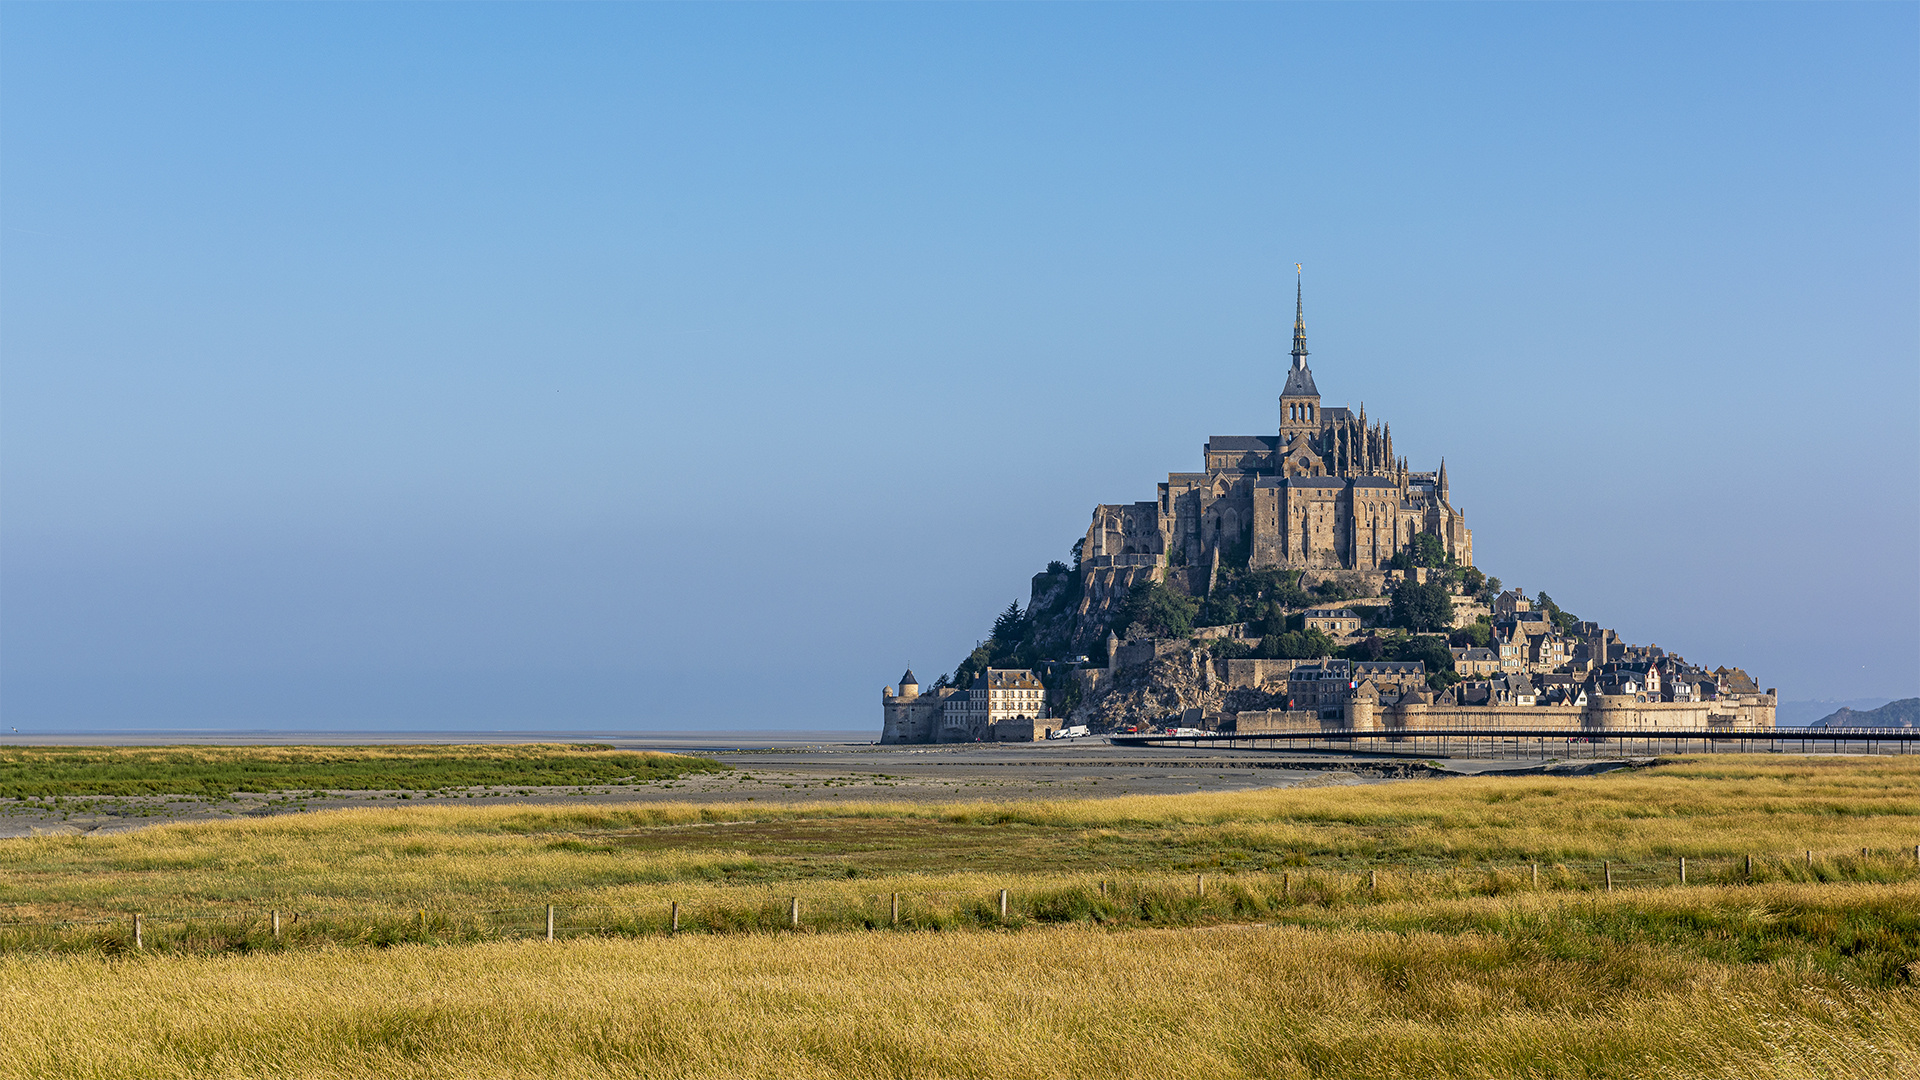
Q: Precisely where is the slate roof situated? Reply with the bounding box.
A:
[1355,661,1426,676]
[1206,435,1279,452]
[900,669,918,686]
[1281,364,1320,398]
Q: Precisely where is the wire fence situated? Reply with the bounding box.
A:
[5,846,1916,956]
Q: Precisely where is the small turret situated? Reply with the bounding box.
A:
[897,669,920,700]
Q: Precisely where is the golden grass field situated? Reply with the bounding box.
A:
[1,754,1916,1078]
[4,901,1915,1080]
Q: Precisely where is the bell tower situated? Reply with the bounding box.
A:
[1279,266,1321,444]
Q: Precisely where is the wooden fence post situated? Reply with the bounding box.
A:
[133,913,143,950]
[546,905,555,943]
[1283,872,1291,897]
[789,897,800,928]
[890,893,898,925]
[1531,864,1539,887]
[1369,870,1377,893]
[1745,854,1752,879]
[272,910,281,939]
[1099,881,1108,899]
[1679,857,1686,885]
[999,889,1009,918]
[1604,861,1613,892]
[1197,875,1205,897]
[670,901,679,933]
[1806,850,1813,868]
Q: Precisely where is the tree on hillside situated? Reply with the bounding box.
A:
[1393,635,1459,691]
[1209,638,1253,660]
[1199,567,1309,628]
[1410,533,1451,568]
[1345,634,1388,662]
[1536,592,1581,635]
[1476,575,1503,604]
[1449,618,1491,649]
[950,642,994,690]
[1256,628,1334,660]
[1114,582,1199,640]
[1312,578,1357,601]
[1391,578,1454,633]
[991,601,1025,644]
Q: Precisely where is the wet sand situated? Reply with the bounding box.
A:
[0,737,1617,838]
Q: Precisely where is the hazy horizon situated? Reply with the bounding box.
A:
[4,5,1915,732]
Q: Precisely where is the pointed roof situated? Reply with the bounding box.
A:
[1282,363,1319,398]
[900,669,919,686]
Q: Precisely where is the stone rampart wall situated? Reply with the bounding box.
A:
[1222,694,1776,738]
[1381,705,1584,731]
[1220,658,1299,690]
[1232,709,1335,733]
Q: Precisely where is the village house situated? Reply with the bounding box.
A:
[1451,646,1498,677]
[1302,607,1363,637]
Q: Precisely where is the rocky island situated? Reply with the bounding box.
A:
[883,279,1776,742]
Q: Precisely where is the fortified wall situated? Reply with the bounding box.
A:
[1234,694,1777,736]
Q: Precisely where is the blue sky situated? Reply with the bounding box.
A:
[3,3,1915,730]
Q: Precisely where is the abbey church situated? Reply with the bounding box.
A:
[1081,277,1471,599]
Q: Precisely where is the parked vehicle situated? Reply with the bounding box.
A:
[1048,725,1091,740]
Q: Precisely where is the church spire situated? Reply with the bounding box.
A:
[1290,264,1309,368]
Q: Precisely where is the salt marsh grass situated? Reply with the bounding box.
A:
[3,910,1915,1079]
[4,755,1915,926]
